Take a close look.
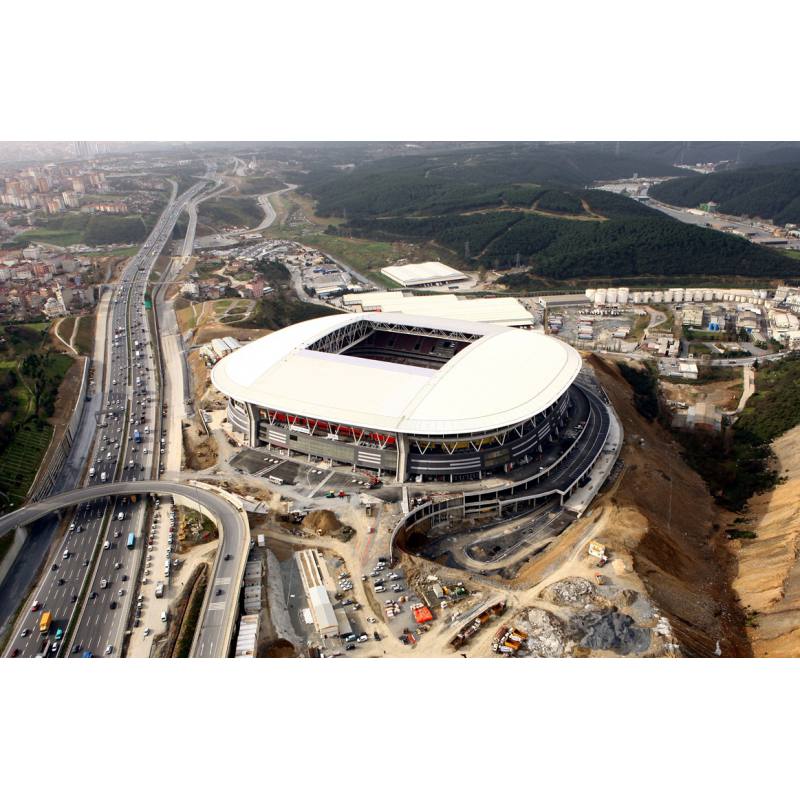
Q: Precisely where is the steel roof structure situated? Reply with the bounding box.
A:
[211,312,581,436]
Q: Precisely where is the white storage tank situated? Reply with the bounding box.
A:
[672,288,684,302]
[632,292,643,304]
[607,288,618,304]
[663,289,673,303]
[618,287,630,305]
[585,288,596,301]
[703,290,713,302]
[594,288,607,306]
[653,291,664,303]
[643,291,653,303]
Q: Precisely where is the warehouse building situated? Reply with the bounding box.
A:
[380,261,468,288]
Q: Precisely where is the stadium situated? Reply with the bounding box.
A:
[211,312,586,481]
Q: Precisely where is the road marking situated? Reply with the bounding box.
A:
[308,471,334,498]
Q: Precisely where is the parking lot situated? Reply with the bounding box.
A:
[230,446,401,503]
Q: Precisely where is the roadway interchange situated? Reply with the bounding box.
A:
[0,481,249,659]
[3,180,209,658]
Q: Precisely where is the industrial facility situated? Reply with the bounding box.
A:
[379,261,468,288]
[342,290,537,328]
[212,312,584,481]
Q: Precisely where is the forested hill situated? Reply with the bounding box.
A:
[650,166,800,226]
[294,145,800,284]
[296,142,688,218]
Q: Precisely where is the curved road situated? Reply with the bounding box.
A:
[1,480,248,658]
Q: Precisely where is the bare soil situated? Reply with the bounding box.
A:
[730,424,800,656]
[303,510,342,535]
[586,354,750,656]
[182,421,218,470]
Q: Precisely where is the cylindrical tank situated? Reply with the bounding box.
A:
[653,291,664,303]
[618,287,630,304]
[672,288,684,302]
[632,292,643,304]
[607,288,618,304]
[594,288,607,306]
[663,290,673,303]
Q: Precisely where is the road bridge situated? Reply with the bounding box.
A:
[1,480,249,658]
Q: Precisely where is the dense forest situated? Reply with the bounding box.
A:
[298,143,690,219]
[650,166,800,225]
[296,144,800,283]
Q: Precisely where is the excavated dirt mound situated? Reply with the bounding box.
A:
[568,609,652,655]
[587,354,750,657]
[303,510,342,535]
[542,577,602,608]
[522,608,572,657]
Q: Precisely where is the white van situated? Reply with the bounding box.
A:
[89,467,96,478]
[100,472,107,482]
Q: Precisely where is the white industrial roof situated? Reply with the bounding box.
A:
[308,585,338,632]
[341,291,535,327]
[380,261,467,287]
[211,312,581,436]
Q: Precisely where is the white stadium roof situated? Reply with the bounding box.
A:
[380,261,467,287]
[211,312,581,436]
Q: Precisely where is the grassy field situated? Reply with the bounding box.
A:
[15,228,84,247]
[0,319,74,510]
[83,245,139,258]
[73,314,96,356]
[198,196,263,229]
[0,423,53,508]
[56,316,76,347]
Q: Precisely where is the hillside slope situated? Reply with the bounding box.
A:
[650,166,800,226]
[588,355,750,656]
[298,145,800,283]
[730,424,800,656]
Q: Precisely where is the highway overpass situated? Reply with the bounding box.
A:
[0,479,249,658]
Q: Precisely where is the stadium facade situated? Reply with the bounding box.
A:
[211,312,583,481]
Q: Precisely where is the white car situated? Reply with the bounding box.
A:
[104,645,113,655]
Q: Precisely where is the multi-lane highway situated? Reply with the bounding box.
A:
[0,479,249,658]
[3,179,209,658]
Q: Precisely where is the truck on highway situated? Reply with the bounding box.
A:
[127,532,136,550]
[100,471,107,482]
[39,611,52,634]
[133,429,142,444]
